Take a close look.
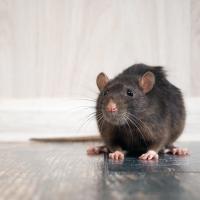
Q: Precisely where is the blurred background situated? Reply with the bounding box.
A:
[0,0,199,141]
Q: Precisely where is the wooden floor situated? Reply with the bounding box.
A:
[0,142,199,200]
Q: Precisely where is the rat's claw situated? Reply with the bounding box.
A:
[87,147,100,155]
[172,147,189,156]
[109,151,124,160]
[139,150,159,160]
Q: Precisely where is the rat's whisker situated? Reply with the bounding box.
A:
[76,98,97,103]
[129,114,151,140]
[74,105,95,109]
[127,112,153,140]
[76,112,97,133]
[97,113,105,133]
[65,106,95,115]
[122,114,134,145]
[124,114,139,146]
[99,119,105,133]
[96,114,104,124]
[125,114,147,146]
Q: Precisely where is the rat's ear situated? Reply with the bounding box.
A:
[96,72,109,91]
[139,71,155,93]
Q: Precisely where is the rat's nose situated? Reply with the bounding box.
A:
[106,99,118,112]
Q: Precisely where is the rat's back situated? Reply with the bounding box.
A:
[123,63,186,145]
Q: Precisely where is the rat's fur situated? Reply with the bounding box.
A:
[96,64,186,155]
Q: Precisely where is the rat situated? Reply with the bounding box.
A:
[87,63,189,160]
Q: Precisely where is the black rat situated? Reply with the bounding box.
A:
[87,63,189,160]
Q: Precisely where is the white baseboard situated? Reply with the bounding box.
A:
[0,97,199,141]
[0,98,97,141]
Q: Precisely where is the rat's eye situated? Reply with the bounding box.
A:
[127,89,133,96]
[103,90,108,96]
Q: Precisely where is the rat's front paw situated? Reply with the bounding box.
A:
[87,145,108,155]
[109,151,124,160]
[87,146,101,155]
[139,150,159,160]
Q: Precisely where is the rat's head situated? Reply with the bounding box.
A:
[96,71,155,126]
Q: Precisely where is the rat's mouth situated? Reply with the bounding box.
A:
[103,111,127,125]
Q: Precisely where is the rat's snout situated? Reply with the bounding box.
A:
[106,99,118,113]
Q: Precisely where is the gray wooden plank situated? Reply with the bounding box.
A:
[0,142,199,200]
[0,142,104,200]
[101,172,200,200]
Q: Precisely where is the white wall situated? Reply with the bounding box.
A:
[0,0,199,140]
[0,0,193,98]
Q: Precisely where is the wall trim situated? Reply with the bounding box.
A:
[0,97,199,141]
